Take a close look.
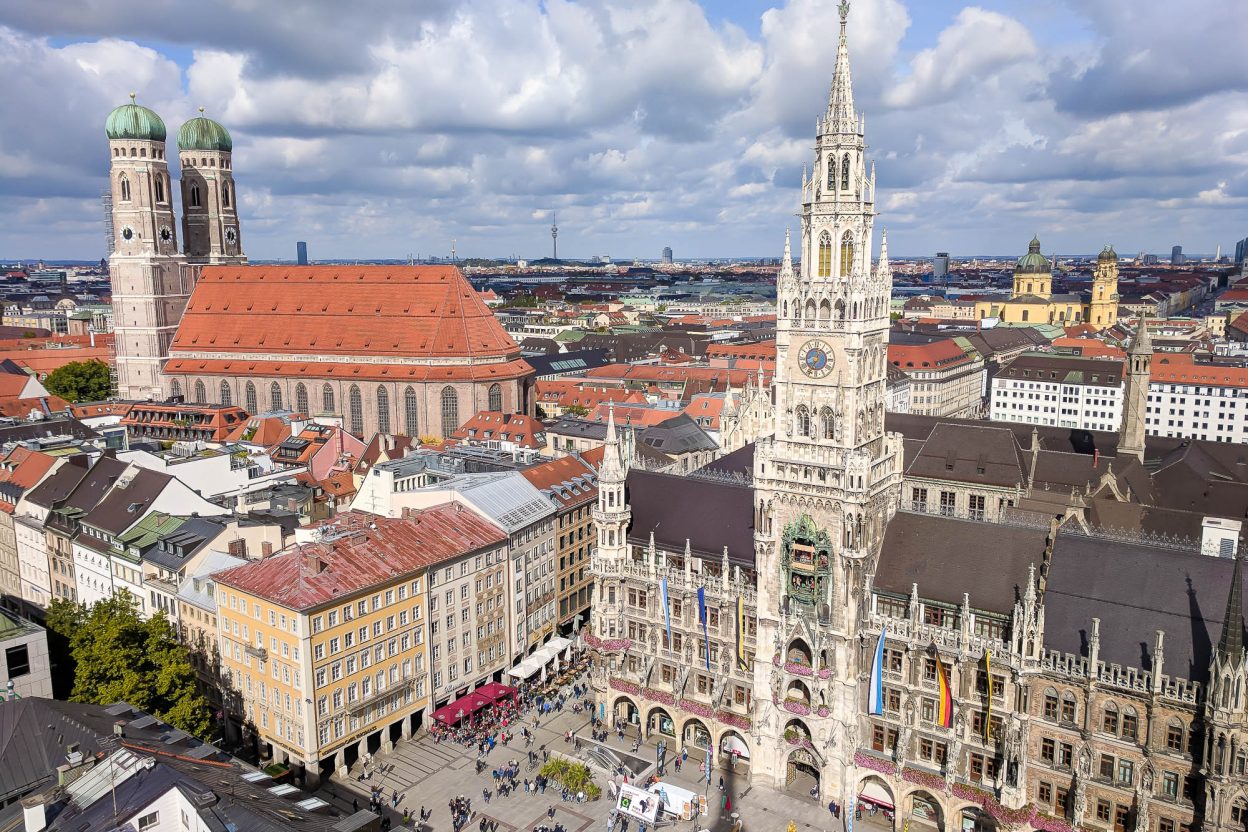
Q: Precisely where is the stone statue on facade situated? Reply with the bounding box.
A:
[770,665,783,702]
[1077,741,1092,778]
[1073,776,1088,823]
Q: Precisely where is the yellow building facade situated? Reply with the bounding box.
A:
[213,508,506,785]
[975,238,1119,328]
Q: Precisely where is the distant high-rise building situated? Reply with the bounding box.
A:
[933,252,949,280]
[1234,237,1248,266]
[1171,244,1184,266]
[1142,254,1159,265]
[661,246,673,264]
[296,241,308,265]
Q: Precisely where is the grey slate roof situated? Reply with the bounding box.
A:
[80,467,172,536]
[875,511,1048,614]
[0,698,228,806]
[1044,534,1248,684]
[625,468,755,565]
[143,515,227,571]
[642,413,718,455]
[904,422,1025,488]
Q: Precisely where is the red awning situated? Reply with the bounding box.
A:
[432,692,492,725]
[477,682,516,703]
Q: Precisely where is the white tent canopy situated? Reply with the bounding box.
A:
[507,635,576,680]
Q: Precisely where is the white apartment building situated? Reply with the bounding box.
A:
[1146,353,1248,443]
[990,352,1125,432]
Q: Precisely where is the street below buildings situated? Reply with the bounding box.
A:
[312,666,866,832]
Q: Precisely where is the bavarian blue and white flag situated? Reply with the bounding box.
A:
[867,625,887,715]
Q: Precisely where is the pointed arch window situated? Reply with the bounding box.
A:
[488,383,503,413]
[222,182,231,208]
[404,386,419,437]
[840,232,854,278]
[193,380,206,403]
[827,156,836,190]
[170,379,182,399]
[818,232,832,278]
[440,386,459,438]
[376,387,391,434]
[348,385,363,435]
[190,183,201,208]
[119,175,131,202]
[295,383,309,415]
[795,405,811,437]
[270,382,282,411]
[244,382,257,414]
[154,176,165,203]
[322,383,335,414]
[841,154,850,191]
[220,381,232,406]
[820,407,835,440]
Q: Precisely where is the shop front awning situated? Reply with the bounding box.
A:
[477,682,516,703]
[859,780,894,810]
[431,691,492,725]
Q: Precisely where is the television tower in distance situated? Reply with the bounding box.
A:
[551,211,559,260]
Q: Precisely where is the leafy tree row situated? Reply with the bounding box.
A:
[45,595,213,740]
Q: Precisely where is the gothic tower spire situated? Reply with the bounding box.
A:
[1217,549,1245,666]
[1119,319,1152,460]
[827,1,857,134]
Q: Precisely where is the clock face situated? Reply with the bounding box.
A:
[120,226,134,241]
[159,226,172,242]
[799,339,834,378]
[225,227,238,246]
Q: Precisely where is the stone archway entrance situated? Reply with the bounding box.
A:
[648,707,676,738]
[786,747,820,797]
[959,807,998,832]
[719,730,751,775]
[613,696,638,726]
[682,718,711,750]
[908,790,945,832]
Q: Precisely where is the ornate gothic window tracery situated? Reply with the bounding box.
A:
[377,387,391,434]
[348,385,363,435]
[322,384,335,414]
[404,386,419,436]
[295,383,308,414]
[440,386,459,438]
[840,232,854,278]
[818,232,832,278]
[841,154,850,190]
[219,381,232,406]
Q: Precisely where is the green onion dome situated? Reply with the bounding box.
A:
[1015,236,1051,274]
[177,108,233,152]
[105,93,167,142]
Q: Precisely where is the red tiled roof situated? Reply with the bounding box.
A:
[580,446,606,470]
[452,411,545,448]
[1151,353,1248,388]
[226,413,300,445]
[1050,337,1126,359]
[71,401,134,419]
[0,447,57,513]
[0,395,70,418]
[519,455,598,508]
[705,341,776,360]
[888,339,975,371]
[169,265,526,364]
[589,404,676,427]
[7,348,112,375]
[164,357,532,383]
[213,507,507,610]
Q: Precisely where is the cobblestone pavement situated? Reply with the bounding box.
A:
[314,685,871,832]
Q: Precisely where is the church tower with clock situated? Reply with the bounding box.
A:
[750,0,905,796]
[106,95,193,401]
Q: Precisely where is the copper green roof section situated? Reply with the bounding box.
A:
[1015,236,1050,274]
[105,95,167,142]
[177,112,233,152]
[118,511,186,550]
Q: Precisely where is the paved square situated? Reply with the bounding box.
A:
[312,681,870,832]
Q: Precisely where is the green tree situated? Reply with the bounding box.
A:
[45,594,212,739]
[564,404,590,417]
[42,359,112,403]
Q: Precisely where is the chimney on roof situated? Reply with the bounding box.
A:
[261,541,273,557]
[304,549,324,574]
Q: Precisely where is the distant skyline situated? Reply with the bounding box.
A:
[0,0,1245,262]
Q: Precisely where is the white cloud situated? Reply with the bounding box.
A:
[0,0,1244,260]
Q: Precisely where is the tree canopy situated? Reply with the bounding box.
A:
[42,359,112,403]
[46,595,213,740]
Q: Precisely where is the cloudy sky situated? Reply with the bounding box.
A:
[0,0,1245,262]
